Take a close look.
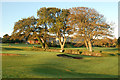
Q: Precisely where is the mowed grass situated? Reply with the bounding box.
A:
[1,43,119,78]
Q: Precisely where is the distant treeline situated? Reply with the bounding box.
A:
[1,34,23,43]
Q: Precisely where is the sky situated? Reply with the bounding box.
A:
[1,1,118,38]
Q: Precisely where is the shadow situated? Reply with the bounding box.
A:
[109,54,116,56]
[57,54,83,59]
[3,48,23,50]
[117,53,120,55]
[101,48,118,51]
[31,64,118,78]
[79,51,82,54]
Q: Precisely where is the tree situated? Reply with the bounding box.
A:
[11,16,47,48]
[2,34,10,43]
[112,38,117,47]
[48,8,73,51]
[0,37,2,43]
[118,37,120,45]
[37,7,54,49]
[69,7,113,51]
[3,34,10,39]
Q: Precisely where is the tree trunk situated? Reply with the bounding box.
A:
[44,23,48,49]
[60,44,65,52]
[88,40,92,52]
[36,36,45,49]
[45,41,48,49]
[61,45,64,51]
[85,40,89,50]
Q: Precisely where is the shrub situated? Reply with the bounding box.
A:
[109,54,116,56]
[64,49,80,54]
[100,51,102,53]
[79,51,82,54]
[81,51,102,57]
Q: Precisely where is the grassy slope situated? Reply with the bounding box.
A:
[1,43,118,78]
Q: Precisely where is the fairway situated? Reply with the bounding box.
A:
[1,2,119,79]
[1,43,118,78]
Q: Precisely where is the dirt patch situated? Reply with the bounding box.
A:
[57,54,83,59]
[0,53,21,56]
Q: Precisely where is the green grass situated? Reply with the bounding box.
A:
[1,43,119,78]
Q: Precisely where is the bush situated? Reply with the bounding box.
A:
[64,49,80,54]
[79,51,82,54]
[109,53,116,56]
[81,51,102,57]
[100,50,102,53]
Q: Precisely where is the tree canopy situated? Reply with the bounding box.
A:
[11,7,114,51]
[68,7,113,51]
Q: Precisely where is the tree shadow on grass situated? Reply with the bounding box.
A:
[31,64,118,78]
[101,48,118,52]
[117,53,120,55]
[3,48,23,50]
[57,54,83,59]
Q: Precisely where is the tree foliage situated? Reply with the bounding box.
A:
[11,7,114,51]
[68,7,113,51]
[48,8,73,51]
[11,16,46,48]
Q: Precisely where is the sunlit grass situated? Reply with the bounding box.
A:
[2,43,118,78]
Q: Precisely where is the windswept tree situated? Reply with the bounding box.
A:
[37,7,53,49]
[48,8,74,51]
[69,7,113,51]
[11,16,47,49]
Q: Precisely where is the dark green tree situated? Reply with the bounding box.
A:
[2,34,10,43]
[118,37,120,45]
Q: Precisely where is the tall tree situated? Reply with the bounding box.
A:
[37,7,53,49]
[69,7,113,51]
[48,8,73,51]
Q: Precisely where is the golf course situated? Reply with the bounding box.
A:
[1,3,119,79]
[1,43,118,78]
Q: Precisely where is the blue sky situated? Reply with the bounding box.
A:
[1,2,118,38]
